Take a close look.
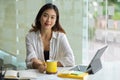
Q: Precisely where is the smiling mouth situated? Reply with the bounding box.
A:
[45,23,51,26]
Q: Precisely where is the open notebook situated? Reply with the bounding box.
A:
[4,69,38,79]
[70,45,108,74]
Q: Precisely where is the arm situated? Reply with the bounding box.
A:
[58,33,75,67]
[25,33,37,68]
[25,33,46,72]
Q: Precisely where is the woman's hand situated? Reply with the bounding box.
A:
[38,62,47,73]
[31,58,46,73]
[57,61,63,67]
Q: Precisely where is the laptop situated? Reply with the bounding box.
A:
[70,45,108,74]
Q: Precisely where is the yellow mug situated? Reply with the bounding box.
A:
[46,60,57,74]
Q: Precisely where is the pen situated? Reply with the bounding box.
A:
[0,66,2,78]
[3,68,7,77]
[1,66,3,76]
[0,66,4,80]
[17,72,19,78]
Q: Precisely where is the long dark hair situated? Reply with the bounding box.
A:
[30,3,65,33]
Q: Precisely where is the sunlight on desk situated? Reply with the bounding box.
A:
[6,62,119,80]
[30,62,120,80]
[31,67,87,80]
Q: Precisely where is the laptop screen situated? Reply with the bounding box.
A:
[86,45,108,74]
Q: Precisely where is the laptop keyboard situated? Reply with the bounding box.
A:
[70,65,87,72]
[78,66,87,71]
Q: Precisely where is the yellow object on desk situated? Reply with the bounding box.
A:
[46,60,57,74]
[57,71,88,80]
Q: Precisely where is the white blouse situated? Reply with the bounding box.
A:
[25,30,75,68]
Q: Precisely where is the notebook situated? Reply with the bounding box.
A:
[70,45,108,74]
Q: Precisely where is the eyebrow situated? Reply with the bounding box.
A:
[43,12,56,17]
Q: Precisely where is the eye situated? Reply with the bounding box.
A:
[43,14,48,17]
[51,16,56,19]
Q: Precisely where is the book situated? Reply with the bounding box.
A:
[4,69,38,79]
[57,70,88,80]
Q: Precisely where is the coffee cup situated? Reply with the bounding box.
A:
[46,60,57,74]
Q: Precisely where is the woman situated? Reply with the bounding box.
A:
[25,3,75,73]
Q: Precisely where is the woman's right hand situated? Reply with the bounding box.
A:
[31,58,46,73]
[38,62,47,73]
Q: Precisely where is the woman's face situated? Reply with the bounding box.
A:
[40,9,57,31]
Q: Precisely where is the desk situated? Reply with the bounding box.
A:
[29,62,120,80]
[30,67,84,80]
[11,61,119,80]
[23,67,88,80]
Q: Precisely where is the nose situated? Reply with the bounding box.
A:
[47,17,51,22]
